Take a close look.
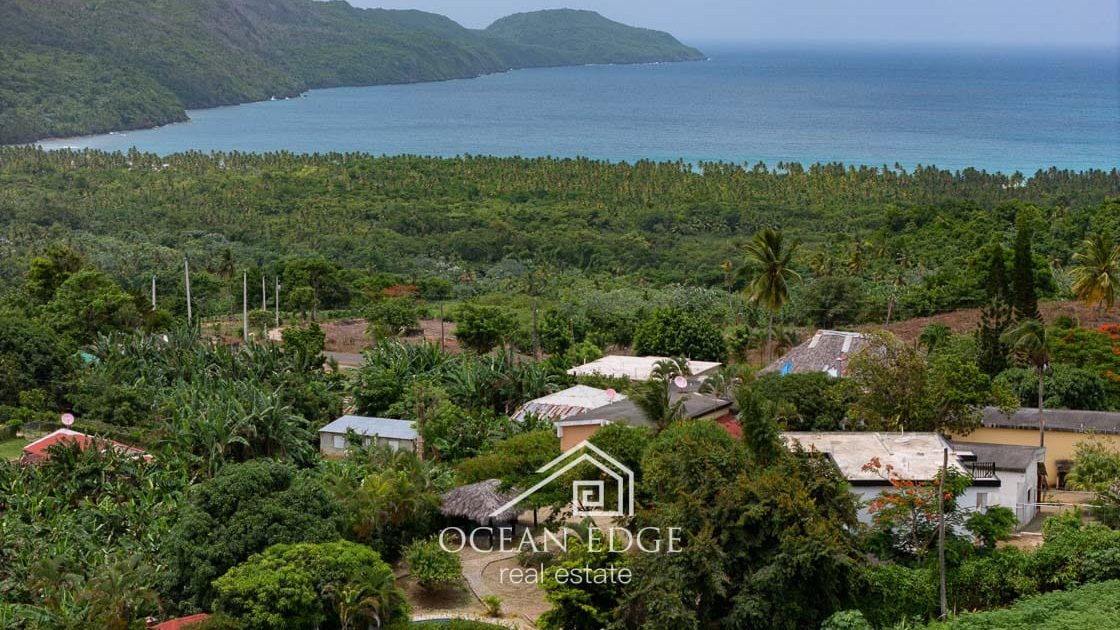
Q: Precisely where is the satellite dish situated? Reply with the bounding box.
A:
[61,413,75,427]
[673,375,688,389]
[605,388,618,400]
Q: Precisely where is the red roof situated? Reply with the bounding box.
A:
[716,414,742,440]
[151,613,210,630]
[21,429,149,464]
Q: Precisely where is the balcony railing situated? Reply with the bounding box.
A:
[967,461,997,479]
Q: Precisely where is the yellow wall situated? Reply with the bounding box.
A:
[955,427,1117,487]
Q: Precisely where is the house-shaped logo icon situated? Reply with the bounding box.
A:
[489,440,635,518]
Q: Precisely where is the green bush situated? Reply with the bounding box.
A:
[928,579,1120,629]
[455,303,515,354]
[213,540,409,630]
[405,538,463,591]
[820,610,872,630]
[631,308,725,361]
[366,298,421,337]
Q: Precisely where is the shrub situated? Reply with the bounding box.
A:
[405,538,463,591]
[1065,438,1120,492]
[632,308,726,361]
[212,540,409,630]
[481,594,503,618]
[995,365,1109,411]
[366,297,421,337]
[820,610,872,630]
[455,303,515,354]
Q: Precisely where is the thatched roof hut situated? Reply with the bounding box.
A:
[441,479,520,524]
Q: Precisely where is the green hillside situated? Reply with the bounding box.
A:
[0,0,703,144]
[486,9,706,64]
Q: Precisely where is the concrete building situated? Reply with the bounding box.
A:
[318,415,418,457]
[781,432,1002,525]
[952,441,1046,528]
[953,407,1120,488]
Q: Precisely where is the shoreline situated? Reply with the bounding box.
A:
[12,57,706,147]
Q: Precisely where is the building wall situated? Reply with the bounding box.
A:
[850,485,995,528]
[319,432,416,458]
[559,424,604,451]
[959,427,1116,487]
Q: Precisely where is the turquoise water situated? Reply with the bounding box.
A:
[37,44,1119,173]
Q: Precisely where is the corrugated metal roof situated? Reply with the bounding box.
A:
[761,330,867,376]
[318,415,418,440]
[511,385,625,421]
[981,407,1120,435]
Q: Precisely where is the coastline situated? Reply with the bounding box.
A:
[14,56,706,147]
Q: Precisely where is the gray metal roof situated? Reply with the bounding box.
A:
[981,407,1120,435]
[760,330,868,376]
[951,441,1045,472]
[319,415,418,440]
[560,393,731,429]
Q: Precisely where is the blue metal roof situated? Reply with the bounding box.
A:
[318,415,418,440]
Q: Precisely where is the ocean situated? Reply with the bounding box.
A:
[35,44,1119,173]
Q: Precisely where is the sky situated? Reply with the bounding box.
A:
[352,0,1120,48]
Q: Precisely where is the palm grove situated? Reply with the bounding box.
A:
[1,148,1120,628]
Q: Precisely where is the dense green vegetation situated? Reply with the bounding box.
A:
[0,1,702,143]
[1,147,1119,626]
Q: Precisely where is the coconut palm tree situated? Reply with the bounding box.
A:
[743,228,801,363]
[1001,318,1049,447]
[1071,232,1120,314]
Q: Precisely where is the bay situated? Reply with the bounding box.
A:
[37,44,1119,173]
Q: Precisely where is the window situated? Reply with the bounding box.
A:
[976,492,988,509]
[332,435,345,450]
[385,439,400,451]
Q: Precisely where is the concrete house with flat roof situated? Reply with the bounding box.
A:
[782,432,1003,525]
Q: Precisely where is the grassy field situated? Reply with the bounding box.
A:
[0,438,29,462]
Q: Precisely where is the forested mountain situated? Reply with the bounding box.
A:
[0,0,704,144]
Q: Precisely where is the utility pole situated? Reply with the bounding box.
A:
[184,257,192,324]
[274,276,280,328]
[261,275,266,311]
[242,272,249,343]
[938,447,948,619]
[151,275,156,310]
[439,303,445,352]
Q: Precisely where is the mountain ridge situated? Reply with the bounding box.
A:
[0,1,704,144]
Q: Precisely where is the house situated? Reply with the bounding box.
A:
[952,441,1046,528]
[567,355,722,382]
[781,432,1001,525]
[20,428,149,465]
[954,407,1120,488]
[555,393,732,450]
[761,330,867,377]
[318,415,419,457]
[511,385,625,422]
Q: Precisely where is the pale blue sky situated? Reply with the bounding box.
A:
[354,0,1119,48]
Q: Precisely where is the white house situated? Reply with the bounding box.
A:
[781,432,1003,526]
[318,415,419,457]
[952,441,1045,529]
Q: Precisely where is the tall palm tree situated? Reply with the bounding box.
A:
[1071,232,1120,314]
[743,228,801,363]
[1001,319,1049,447]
